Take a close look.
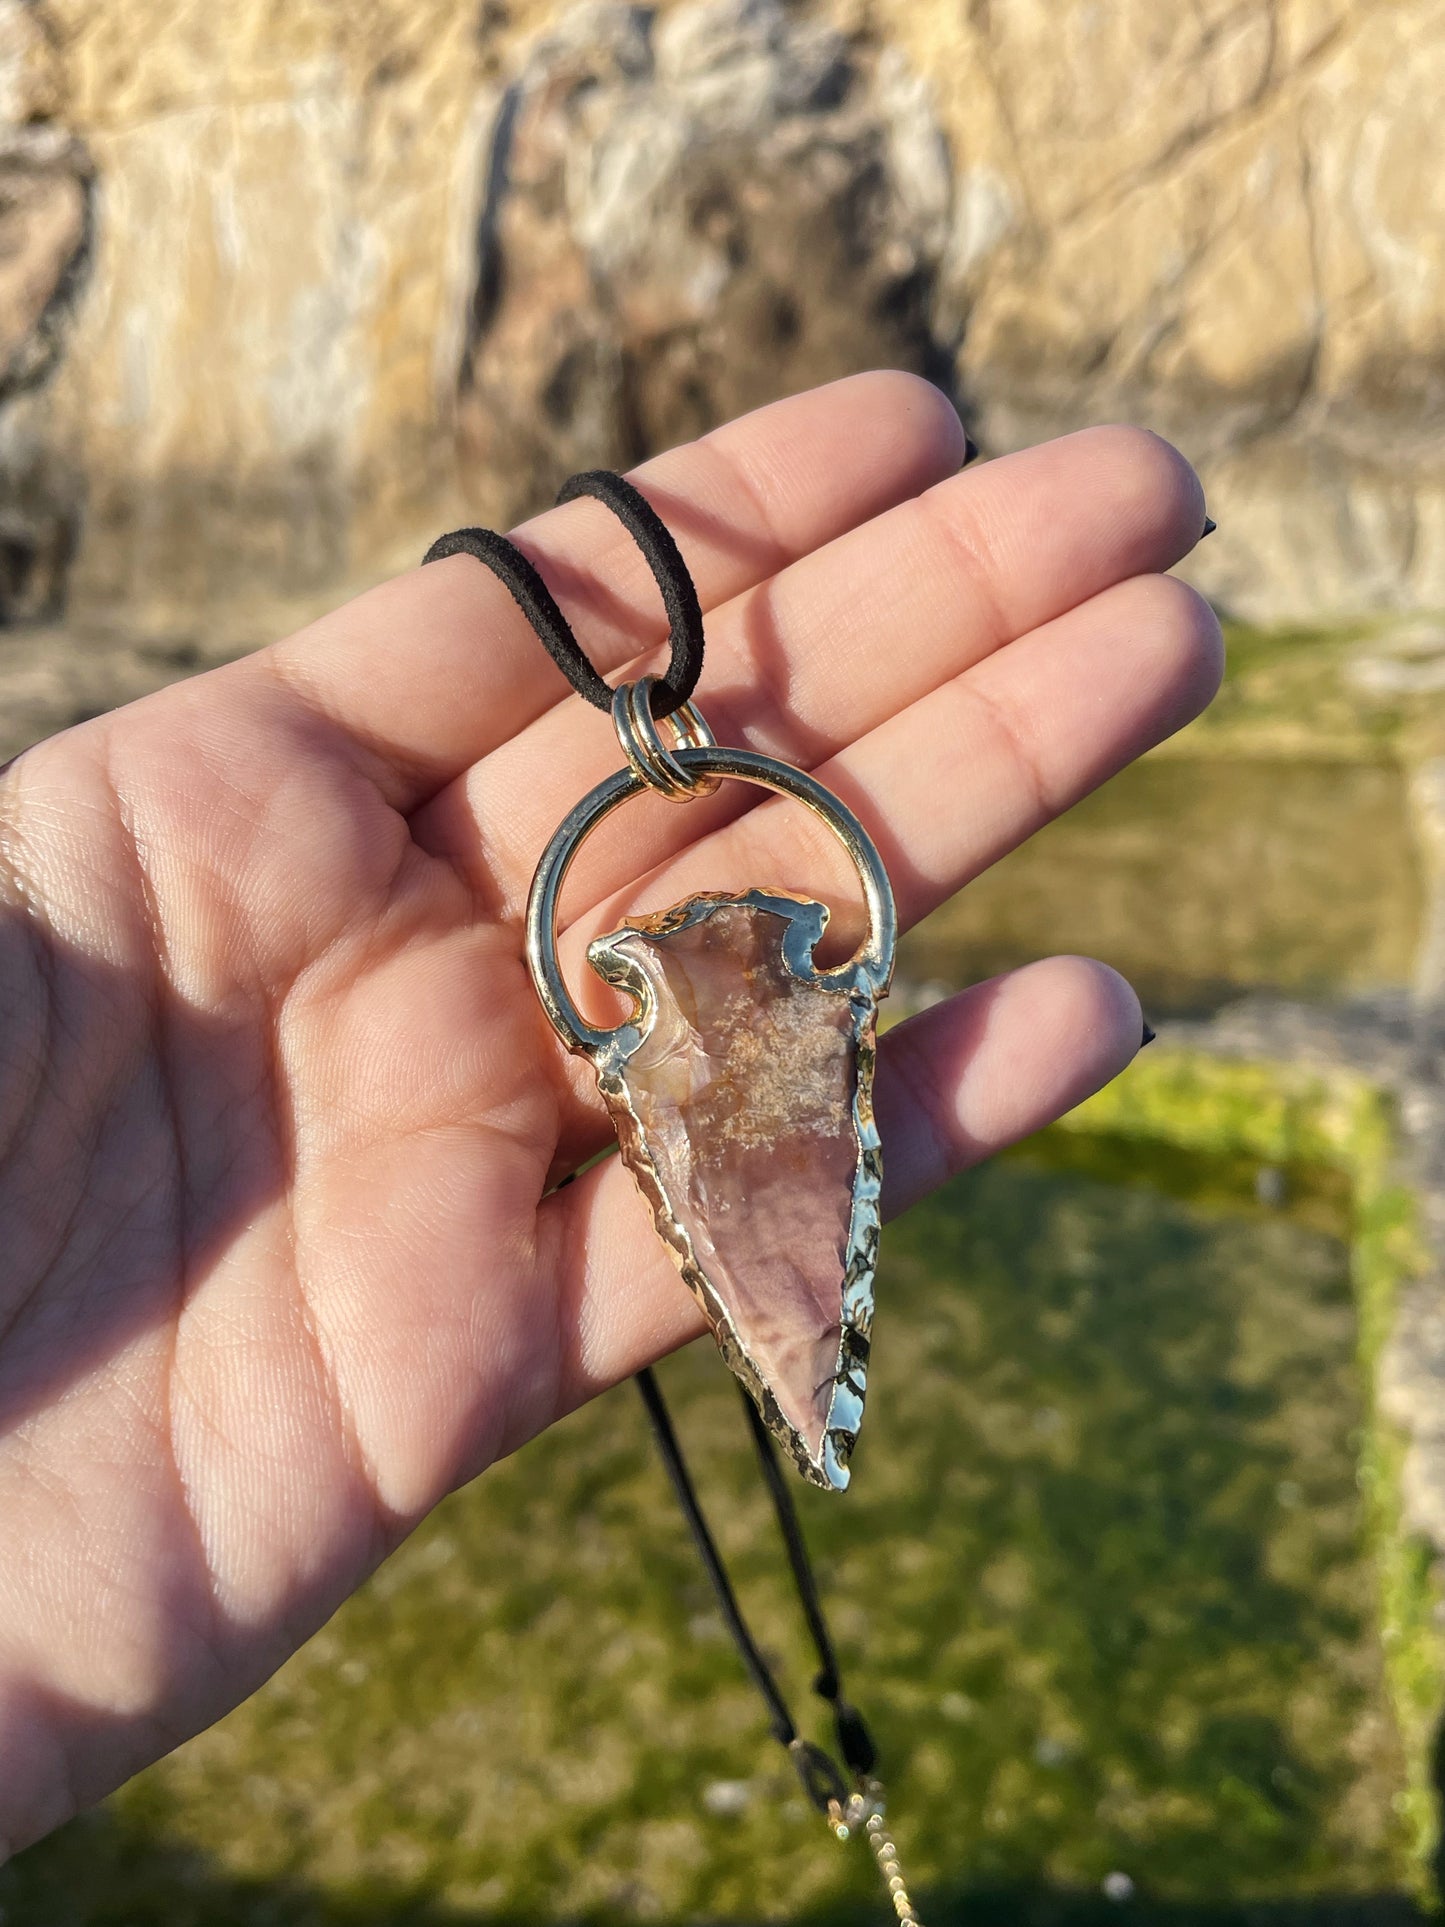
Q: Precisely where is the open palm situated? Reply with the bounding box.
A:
[0,375,1219,1855]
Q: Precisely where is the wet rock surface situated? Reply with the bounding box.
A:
[880,0,1445,623]
[1154,988,1445,1561]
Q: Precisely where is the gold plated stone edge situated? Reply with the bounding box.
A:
[525,742,898,1491]
[588,890,884,1491]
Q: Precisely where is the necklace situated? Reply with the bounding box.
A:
[424,471,923,1916]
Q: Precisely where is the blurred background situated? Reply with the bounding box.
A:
[1,0,1444,1921]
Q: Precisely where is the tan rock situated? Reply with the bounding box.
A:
[0,0,1436,626]
[904,0,1445,620]
[0,133,88,398]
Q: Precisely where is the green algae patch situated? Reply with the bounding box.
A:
[3,1048,1436,1923]
[1048,1049,1443,1877]
[1187,621,1445,769]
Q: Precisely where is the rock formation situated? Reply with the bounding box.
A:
[457,0,953,527]
[895,0,1445,623]
[0,3,90,622]
[0,0,1436,626]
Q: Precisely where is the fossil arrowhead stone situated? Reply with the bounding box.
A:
[588,890,883,1489]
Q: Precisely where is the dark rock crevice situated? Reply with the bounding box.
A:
[456,0,963,529]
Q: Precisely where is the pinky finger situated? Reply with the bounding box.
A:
[534,953,1144,1421]
[877,952,1142,1219]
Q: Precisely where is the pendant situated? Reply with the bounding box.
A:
[526,677,895,1489]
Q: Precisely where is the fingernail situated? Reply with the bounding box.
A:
[1140,1020,1157,1048]
[962,433,980,468]
[1199,515,1217,540]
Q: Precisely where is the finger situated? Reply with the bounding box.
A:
[534,955,1142,1419]
[414,424,1207,918]
[875,956,1142,1218]
[572,570,1222,938]
[536,570,1220,1155]
[246,373,968,809]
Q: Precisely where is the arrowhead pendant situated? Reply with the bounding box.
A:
[526,682,896,1490]
[588,891,884,1489]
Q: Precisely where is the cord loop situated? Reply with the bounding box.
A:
[421,469,705,718]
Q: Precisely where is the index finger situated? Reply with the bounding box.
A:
[247,373,968,810]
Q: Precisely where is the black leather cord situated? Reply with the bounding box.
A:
[433,472,871,1813]
[420,469,704,719]
[736,1382,878,1777]
[635,1366,872,1814]
[422,523,614,711]
[634,1366,798,1751]
[555,470,705,719]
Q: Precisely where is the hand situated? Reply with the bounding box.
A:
[0,374,1219,1854]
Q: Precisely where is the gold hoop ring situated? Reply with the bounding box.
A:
[525,744,897,1061]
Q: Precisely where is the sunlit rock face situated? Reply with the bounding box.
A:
[594,896,862,1464]
[4,0,1445,631]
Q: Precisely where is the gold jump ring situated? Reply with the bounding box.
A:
[610,675,720,802]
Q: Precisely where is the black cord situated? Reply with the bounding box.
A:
[420,469,704,719]
[637,1357,877,1806]
[427,473,874,1814]
[422,524,614,711]
[736,1383,878,1777]
[555,471,704,719]
[634,1367,797,1750]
